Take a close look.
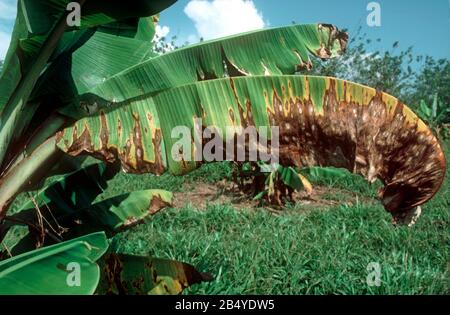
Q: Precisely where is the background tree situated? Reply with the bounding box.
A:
[306,28,450,111]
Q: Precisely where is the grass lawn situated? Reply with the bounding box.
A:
[5,142,448,295]
[105,141,449,295]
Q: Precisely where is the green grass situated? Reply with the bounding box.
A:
[107,143,449,295]
[5,144,449,295]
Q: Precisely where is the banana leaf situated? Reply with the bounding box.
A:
[56,75,446,220]
[96,253,212,295]
[0,232,109,295]
[0,0,176,169]
[1,161,172,254]
[74,23,348,113]
[0,22,348,214]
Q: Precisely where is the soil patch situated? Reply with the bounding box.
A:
[173,180,376,213]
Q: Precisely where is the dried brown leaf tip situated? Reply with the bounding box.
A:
[318,23,349,57]
[269,77,446,225]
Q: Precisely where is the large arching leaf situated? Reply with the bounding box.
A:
[56,75,446,221]
[75,23,348,113]
[20,0,177,36]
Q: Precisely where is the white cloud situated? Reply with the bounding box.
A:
[0,31,12,59]
[0,0,17,59]
[0,0,17,20]
[184,0,265,40]
[155,25,170,39]
[187,34,199,44]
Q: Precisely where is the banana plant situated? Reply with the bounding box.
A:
[416,94,450,138]
[0,14,350,218]
[258,165,313,206]
[0,0,177,171]
[0,0,446,226]
[234,161,313,206]
[0,1,447,298]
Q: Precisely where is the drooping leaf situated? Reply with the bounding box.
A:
[279,166,305,191]
[83,189,173,232]
[0,232,109,295]
[1,158,171,253]
[96,253,212,295]
[57,75,446,222]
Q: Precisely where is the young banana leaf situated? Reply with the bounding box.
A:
[55,75,446,224]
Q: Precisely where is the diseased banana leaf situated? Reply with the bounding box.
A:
[56,75,446,219]
[96,253,212,295]
[0,232,109,295]
[84,189,173,232]
[0,22,347,216]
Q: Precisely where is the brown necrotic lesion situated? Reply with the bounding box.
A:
[270,78,446,223]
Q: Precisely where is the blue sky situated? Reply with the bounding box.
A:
[0,0,449,61]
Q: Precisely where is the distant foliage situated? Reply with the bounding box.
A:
[410,56,450,108]
[152,35,190,55]
[305,28,450,112]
